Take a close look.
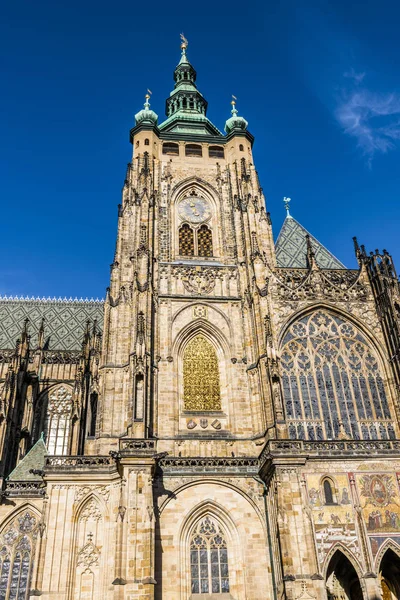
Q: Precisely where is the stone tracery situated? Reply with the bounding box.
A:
[281,310,395,440]
[0,510,38,599]
[190,516,229,595]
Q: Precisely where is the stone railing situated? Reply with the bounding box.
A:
[159,456,259,474]
[260,439,400,466]
[4,481,46,497]
[119,439,157,456]
[42,350,81,364]
[45,455,116,472]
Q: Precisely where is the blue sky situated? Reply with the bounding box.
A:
[1,0,400,298]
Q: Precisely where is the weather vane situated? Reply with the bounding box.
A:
[180,33,188,51]
[283,197,291,216]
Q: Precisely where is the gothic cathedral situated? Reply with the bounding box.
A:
[1,38,400,600]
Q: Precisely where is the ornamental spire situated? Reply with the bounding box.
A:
[224,95,248,134]
[134,89,158,126]
[283,197,291,217]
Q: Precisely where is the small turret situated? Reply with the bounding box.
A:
[224,96,248,134]
[134,91,158,127]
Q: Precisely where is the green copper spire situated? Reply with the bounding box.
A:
[224,96,248,134]
[159,35,222,136]
[135,90,158,126]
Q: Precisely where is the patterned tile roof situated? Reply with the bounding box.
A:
[0,296,104,351]
[7,437,47,481]
[275,216,346,269]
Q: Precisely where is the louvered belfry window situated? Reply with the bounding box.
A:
[281,310,395,441]
[179,224,195,256]
[197,225,213,257]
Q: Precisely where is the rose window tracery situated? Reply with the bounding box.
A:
[190,517,229,595]
[183,335,221,411]
[281,310,395,440]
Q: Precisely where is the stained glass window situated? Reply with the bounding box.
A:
[0,512,36,600]
[179,224,195,257]
[44,386,73,455]
[281,310,395,440]
[197,225,213,257]
[190,517,229,595]
[183,335,221,411]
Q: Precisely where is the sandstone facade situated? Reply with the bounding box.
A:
[0,40,400,600]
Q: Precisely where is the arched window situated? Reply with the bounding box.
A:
[163,142,179,156]
[197,225,213,257]
[183,335,221,411]
[144,138,149,146]
[88,392,98,437]
[323,479,335,505]
[239,144,244,151]
[179,224,195,256]
[185,144,202,157]
[209,146,225,159]
[0,511,37,599]
[190,517,229,595]
[281,310,394,440]
[44,385,73,455]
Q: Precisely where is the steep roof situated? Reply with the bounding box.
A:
[0,297,104,351]
[275,216,346,269]
[7,437,47,481]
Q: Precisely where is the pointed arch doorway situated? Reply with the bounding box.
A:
[326,550,363,600]
[378,548,400,599]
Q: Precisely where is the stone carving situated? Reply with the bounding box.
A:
[75,485,110,503]
[200,418,208,429]
[187,419,197,429]
[77,535,100,570]
[79,500,102,522]
[211,419,221,430]
[181,270,216,294]
[273,268,368,303]
[193,305,208,319]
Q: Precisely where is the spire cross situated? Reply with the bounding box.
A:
[283,197,291,217]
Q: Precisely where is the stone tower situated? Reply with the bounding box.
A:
[1,37,400,600]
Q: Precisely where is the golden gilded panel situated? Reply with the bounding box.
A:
[183,335,221,411]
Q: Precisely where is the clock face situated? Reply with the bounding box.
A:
[178,196,211,224]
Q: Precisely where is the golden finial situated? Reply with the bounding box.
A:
[145,89,152,101]
[180,33,188,51]
[231,95,238,115]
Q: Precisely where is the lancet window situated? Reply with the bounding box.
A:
[197,225,213,257]
[44,386,73,455]
[0,511,37,600]
[190,517,229,595]
[183,335,221,411]
[179,224,195,256]
[281,310,395,441]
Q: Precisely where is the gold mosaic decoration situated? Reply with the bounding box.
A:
[183,335,221,411]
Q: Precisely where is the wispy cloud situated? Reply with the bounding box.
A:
[336,72,400,164]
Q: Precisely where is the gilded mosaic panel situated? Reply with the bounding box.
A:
[355,473,400,534]
[306,473,360,565]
